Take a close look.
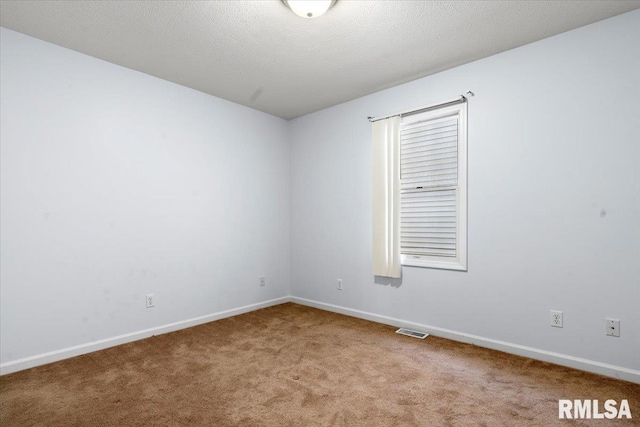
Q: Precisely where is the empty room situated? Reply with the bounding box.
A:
[1,1,639,425]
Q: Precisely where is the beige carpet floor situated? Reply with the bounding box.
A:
[1,302,638,426]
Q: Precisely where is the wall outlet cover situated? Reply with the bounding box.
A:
[550,310,563,328]
[606,318,620,337]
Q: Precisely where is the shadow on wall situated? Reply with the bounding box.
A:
[374,276,402,288]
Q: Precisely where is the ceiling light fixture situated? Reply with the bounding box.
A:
[282,0,337,19]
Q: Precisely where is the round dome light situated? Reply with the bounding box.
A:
[282,0,337,19]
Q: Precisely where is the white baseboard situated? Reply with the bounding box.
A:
[0,296,289,376]
[4,295,638,384]
[291,296,640,384]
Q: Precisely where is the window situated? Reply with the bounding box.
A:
[399,103,467,271]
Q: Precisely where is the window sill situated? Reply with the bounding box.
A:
[401,255,467,271]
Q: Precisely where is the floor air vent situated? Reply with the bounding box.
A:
[395,328,429,339]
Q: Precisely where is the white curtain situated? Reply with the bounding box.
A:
[372,116,401,278]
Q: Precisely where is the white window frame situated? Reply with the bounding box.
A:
[399,103,467,271]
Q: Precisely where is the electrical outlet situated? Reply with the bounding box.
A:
[337,279,342,290]
[146,294,154,308]
[550,310,563,328]
[259,276,266,287]
[606,319,620,337]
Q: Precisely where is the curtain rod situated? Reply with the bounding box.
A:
[367,91,474,123]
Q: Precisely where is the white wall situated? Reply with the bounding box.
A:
[0,28,290,366]
[2,10,639,378]
[290,10,640,372]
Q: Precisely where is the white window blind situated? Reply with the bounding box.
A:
[400,104,467,270]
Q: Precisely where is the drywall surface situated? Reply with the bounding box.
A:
[290,10,640,371]
[0,28,290,365]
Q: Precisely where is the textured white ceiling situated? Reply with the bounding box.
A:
[1,1,638,119]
